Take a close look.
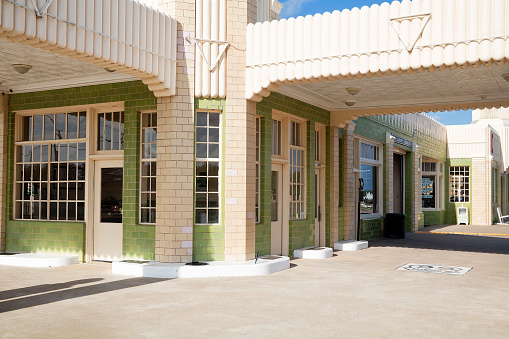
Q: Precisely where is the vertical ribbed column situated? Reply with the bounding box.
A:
[155,0,195,263]
[223,0,258,261]
[385,133,395,214]
[411,144,420,231]
[0,94,7,252]
[342,123,356,240]
[329,127,339,247]
[472,158,491,226]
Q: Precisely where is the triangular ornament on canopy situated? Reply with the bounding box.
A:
[390,13,432,53]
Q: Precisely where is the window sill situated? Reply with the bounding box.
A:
[422,208,445,212]
[360,213,382,220]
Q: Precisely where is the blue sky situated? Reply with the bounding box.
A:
[279,0,472,126]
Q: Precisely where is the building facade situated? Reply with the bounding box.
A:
[0,0,508,264]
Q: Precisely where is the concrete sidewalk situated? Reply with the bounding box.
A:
[417,223,509,236]
[1,232,509,338]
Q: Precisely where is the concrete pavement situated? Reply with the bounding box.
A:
[1,232,509,338]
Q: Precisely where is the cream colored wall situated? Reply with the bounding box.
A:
[223,0,258,261]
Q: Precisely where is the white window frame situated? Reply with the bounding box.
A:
[421,159,445,211]
[139,111,157,224]
[195,110,222,225]
[357,137,383,219]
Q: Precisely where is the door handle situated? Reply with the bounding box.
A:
[318,205,321,222]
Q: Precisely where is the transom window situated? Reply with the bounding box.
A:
[97,111,124,151]
[195,111,221,224]
[361,142,379,161]
[140,112,157,224]
[449,166,470,202]
[16,112,87,221]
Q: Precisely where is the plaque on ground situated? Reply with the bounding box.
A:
[396,263,472,275]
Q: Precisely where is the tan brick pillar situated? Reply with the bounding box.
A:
[411,144,420,231]
[329,127,340,247]
[155,0,195,263]
[342,123,356,240]
[0,94,7,252]
[385,133,395,214]
[223,0,257,261]
[471,157,491,225]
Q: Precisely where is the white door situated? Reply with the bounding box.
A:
[93,160,123,261]
[271,164,283,255]
[315,169,322,247]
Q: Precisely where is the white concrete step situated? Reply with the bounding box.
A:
[293,246,333,259]
[112,255,290,278]
[334,240,369,251]
[0,253,79,267]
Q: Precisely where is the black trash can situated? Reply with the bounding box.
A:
[384,213,405,239]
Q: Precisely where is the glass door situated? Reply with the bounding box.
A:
[93,160,123,261]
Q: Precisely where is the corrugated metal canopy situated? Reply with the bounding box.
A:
[0,0,177,97]
[246,0,509,116]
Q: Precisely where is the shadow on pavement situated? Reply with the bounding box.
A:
[369,233,509,255]
[0,277,166,313]
[0,278,104,301]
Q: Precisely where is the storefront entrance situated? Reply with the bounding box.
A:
[93,160,124,261]
[393,154,404,214]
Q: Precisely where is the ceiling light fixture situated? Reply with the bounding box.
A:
[104,67,116,73]
[344,99,356,107]
[345,87,361,96]
[12,64,32,74]
[502,73,509,82]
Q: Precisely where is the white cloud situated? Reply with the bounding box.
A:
[280,0,317,18]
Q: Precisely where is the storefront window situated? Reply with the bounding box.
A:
[15,112,87,221]
[359,141,381,215]
[422,160,444,209]
[449,166,470,202]
[360,164,378,214]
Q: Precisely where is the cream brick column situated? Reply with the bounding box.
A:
[411,144,420,231]
[223,0,257,261]
[472,157,491,225]
[343,123,356,240]
[329,127,339,247]
[497,164,502,216]
[0,94,7,251]
[385,133,395,214]
[155,0,195,263]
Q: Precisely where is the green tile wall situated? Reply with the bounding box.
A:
[360,217,383,240]
[193,99,225,261]
[5,220,85,260]
[255,92,330,255]
[7,81,156,260]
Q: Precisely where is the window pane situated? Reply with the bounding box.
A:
[55,113,66,139]
[34,115,43,141]
[361,164,377,214]
[68,113,78,139]
[44,115,54,140]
